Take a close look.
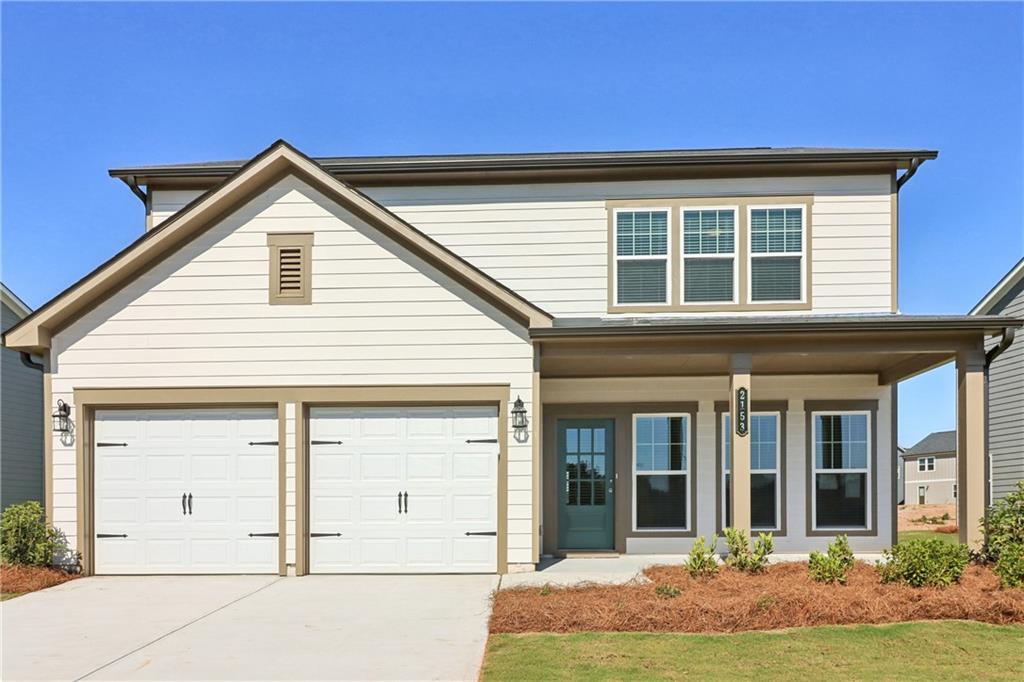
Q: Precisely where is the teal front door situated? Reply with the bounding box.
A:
[558,419,615,550]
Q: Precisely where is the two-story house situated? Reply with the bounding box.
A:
[4,141,1019,576]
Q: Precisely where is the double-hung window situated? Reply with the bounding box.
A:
[749,206,805,302]
[682,208,737,303]
[633,414,689,530]
[918,457,936,472]
[812,412,871,530]
[614,210,670,305]
[722,413,781,530]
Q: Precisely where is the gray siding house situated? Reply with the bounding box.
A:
[1,283,44,511]
[971,258,1024,503]
[901,431,957,505]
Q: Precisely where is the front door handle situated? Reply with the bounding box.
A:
[182,493,187,516]
[403,491,408,514]
[187,493,193,515]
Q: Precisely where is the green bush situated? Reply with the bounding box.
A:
[994,544,1024,588]
[986,481,1024,561]
[685,535,719,578]
[723,528,773,574]
[808,534,855,584]
[879,538,970,587]
[0,501,72,567]
[655,584,682,599]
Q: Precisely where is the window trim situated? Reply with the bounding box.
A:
[632,412,691,532]
[721,411,783,532]
[746,204,807,305]
[612,207,673,307]
[605,196,814,314]
[810,409,873,532]
[918,456,936,472]
[267,232,313,305]
[680,206,740,306]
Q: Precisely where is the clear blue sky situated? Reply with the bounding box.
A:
[2,2,1022,446]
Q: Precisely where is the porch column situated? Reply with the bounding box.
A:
[729,353,752,535]
[956,347,986,549]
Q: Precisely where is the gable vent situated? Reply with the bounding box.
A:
[267,233,313,305]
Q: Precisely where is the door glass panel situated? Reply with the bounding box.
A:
[579,428,593,453]
[567,479,577,505]
[593,428,606,453]
[578,454,592,478]
[566,429,579,453]
[594,481,606,505]
[593,454,606,477]
[579,480,592,506]
[565,454,578,478]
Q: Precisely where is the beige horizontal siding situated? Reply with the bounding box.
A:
[53,176,536,566]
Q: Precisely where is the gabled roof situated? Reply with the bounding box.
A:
[0,283,33,320]
[905,430,957,456]
[3,140,553,353]
[110,146,938,188]
[971,257,1024,315]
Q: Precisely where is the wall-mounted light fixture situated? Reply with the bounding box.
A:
[52,399,71,434]
[511,395,528,430]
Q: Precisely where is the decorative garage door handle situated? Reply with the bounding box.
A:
[398,491,403,514]
[97,442,128,447]
[97,533,128,538]
[403,491,408,514]
[465,438,497,443]
[182,493,187,516]
[187,493,192,515]
[465,531,497,536]
[310,440,344,445]
[248,532,279,537]
[248,441,279,446]
[310,532,343,537]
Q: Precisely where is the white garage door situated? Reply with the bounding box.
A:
[309,407,498,573]
[94,408,279,574]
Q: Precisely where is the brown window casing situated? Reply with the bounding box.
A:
[606,196,813,314]
[267,233,313,305]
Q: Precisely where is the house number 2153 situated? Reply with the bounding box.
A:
[735,387,749,437]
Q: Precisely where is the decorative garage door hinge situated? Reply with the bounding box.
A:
[96,442,128,447]
[465,438,498,443]
[310,532,343,537]
[248,532,279,537]
[96,533,128,538]
[464,531,497,536]
[248,441,279,446]
[310,440,344,445]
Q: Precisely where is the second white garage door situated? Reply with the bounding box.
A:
[309,407,499,573]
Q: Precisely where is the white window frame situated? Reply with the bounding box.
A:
[632,413,691,532]
[918,456,936,472]
[721,411,782,532]
[811,410,872,532]
[612,207,672,307]
[746,204,807,305]
[680,205,740,305]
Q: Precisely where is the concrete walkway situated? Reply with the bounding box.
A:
[1,574,497,681]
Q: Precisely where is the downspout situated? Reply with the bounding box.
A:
[982,326,1015,507]
[895,157,922,191]
[20,351,44,371]
[121,175,148,205]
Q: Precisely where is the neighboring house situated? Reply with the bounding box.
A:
[4,141,1021,577]
[896,446,906,505]
[971,257,1024,503]
[901,431,957,505]
[1,283,44,511]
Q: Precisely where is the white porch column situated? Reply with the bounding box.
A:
[729,353,752,535]
[956,347,986,549]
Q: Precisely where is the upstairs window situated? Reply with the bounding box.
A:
[267,233,313,305]
[918,457,936,472]
[749,207,804,302]
[682,209,736,303]
[615,210,670,305]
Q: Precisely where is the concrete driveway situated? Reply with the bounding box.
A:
[1,574,497,681]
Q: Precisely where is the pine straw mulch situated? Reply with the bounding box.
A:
[490,562,1024,634]
[1,565,77,596]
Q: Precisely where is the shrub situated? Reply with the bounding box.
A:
[935,524,959,534]
[655,584,681,599]
[755,594,777,611]
[0,501,72,567]
[685,535,719,578]
[878,538,970,587]
[809,534,855,584]
[723,528,773,574]
[911,512,951,525]
[986,481,1024,561]
[994,544,1024,588]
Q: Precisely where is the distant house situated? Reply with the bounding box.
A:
[902,431,957,505]
[1,283,43,511]
[971,258,1024,503]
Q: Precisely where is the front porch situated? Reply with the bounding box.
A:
[529,315,1019,558]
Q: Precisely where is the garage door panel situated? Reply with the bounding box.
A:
[309,406,498,574]
[94,408,278,575]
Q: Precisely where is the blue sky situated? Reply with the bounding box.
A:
[2,2,1022,446]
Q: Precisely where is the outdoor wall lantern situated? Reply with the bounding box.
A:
[52,399,71,434]
[511,395,528,430]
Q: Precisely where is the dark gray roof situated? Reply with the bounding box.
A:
[109,145,938,179]
[531,313,1023,337]
[906,430,957,456]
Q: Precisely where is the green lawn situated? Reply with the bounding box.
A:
[482,622,1024,681]
[898,530,960,544]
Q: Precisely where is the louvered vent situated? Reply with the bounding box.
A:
[278,247,303,296]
